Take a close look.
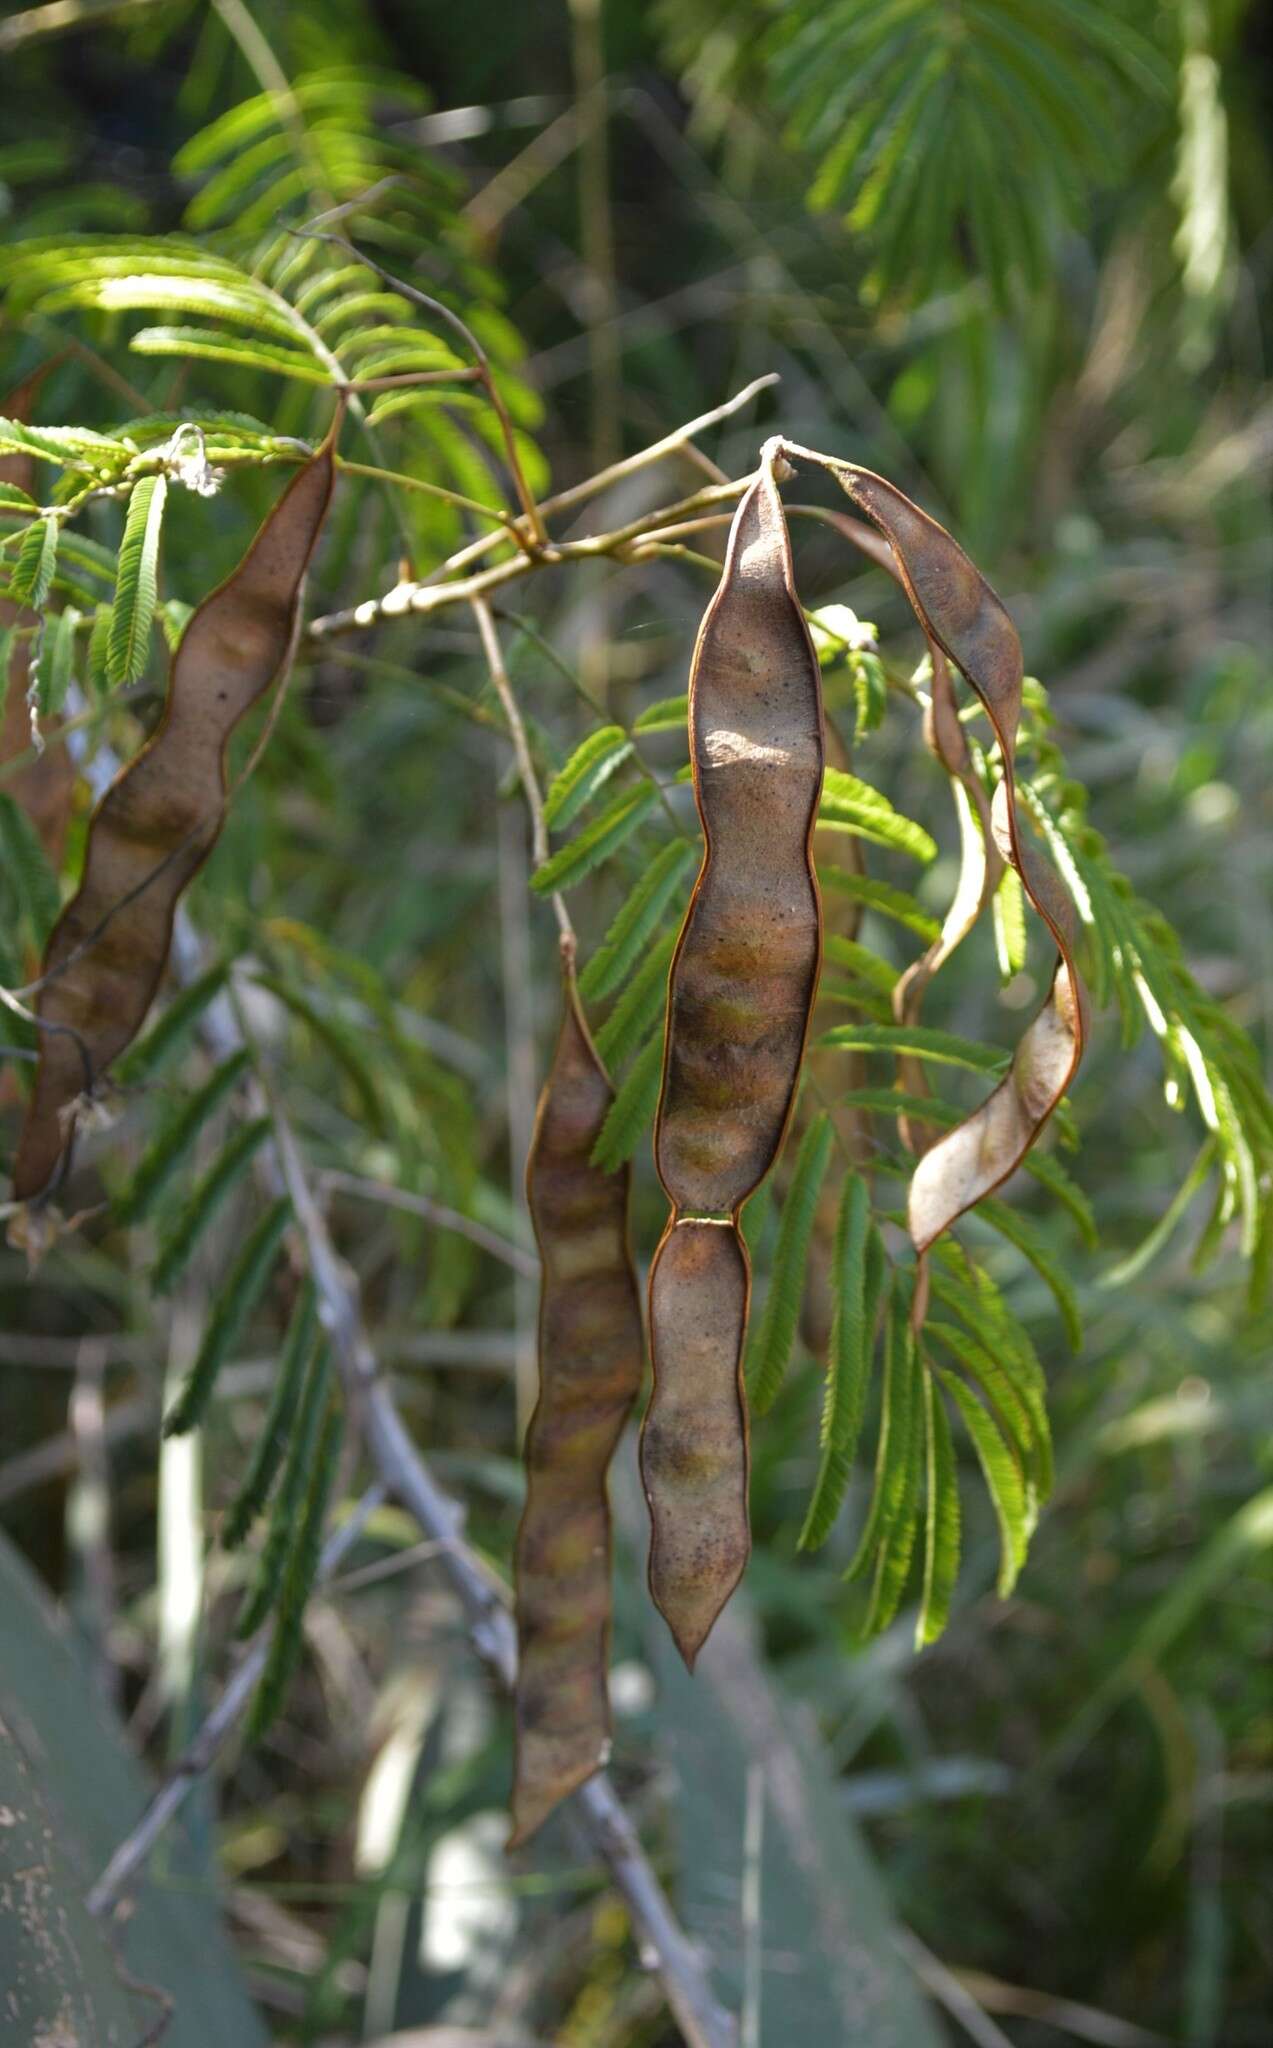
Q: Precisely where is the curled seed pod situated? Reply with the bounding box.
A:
[10,423,340,1204]
[893,646,1003,1153]
[813,458,1086,1263]
[510,947,644,1848]
[644,446,825,1665]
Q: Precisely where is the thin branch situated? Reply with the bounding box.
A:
[288,223,547,547]
[538,371,777,521]
[307,475,747,641]
[319,1168,538,1278]
[894,1929,1017,2048]
[472,596,572,944]
[85,1485,386,1919]
[0,0,161,49]
[311,372,781,615]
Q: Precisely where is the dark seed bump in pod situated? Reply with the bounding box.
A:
[510,957,644,1849]
[10,423,341,1208]
[644,451,826,1666]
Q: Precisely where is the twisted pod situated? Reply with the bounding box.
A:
[786,448,1087,1278]
[12,422,340,1205]
[511,943,644,1843]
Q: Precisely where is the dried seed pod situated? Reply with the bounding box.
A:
[511,948,644,1847]
[644,447,825,1665]
[893,645,1003,1152]
[11,426,339,1203]
[819,462,1086,1257]
[643,1215,750,1665]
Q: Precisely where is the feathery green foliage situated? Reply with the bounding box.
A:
[819,1021,1008,1073]
[0,793,60,950]
[593,928,679,1069]
[817,869,941,943]
[934,1367,1030,1598]
[115,965,229,1084]
[543,724,633,830]
[847,1275,919,1590]
[162,1198,292,1437]
[9,517,57,610]
[152,1116,272,1294]
[590,1028,664,1173]
[799,1179,882,1549]
[117,1049,250,1223]
[818,766,937,860]
[579,837,694,1002]
[747,1113,835,1414]
[916,1368,961,1647]
[35,604,79,717]
[236,1334,332,1640]
[245,1401,343,1743]
[222,1281,319,1550]
[764,0,1169,309]
[531,782,661,895]
[974,1195,1083,1351]
[107,473,166,687]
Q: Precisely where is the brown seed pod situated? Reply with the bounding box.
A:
[812,458,1087,1261]
[510,947,644,1847]
[10,424,340,1204]
[893,644,1004,1154]
[644,446,825,1665]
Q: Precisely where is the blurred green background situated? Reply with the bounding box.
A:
[0,2,1269,2043]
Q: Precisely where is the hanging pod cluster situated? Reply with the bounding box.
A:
[9,419,340,1209]
[511,435,1088,1836]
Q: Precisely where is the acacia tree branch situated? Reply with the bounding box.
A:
[308,475,747,640]
[471,595,574,947]
[81,910,736,2048]
[85,1485,386,1918]
[306,375,775,636]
